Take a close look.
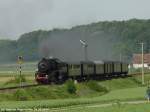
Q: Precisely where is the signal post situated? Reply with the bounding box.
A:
[18,56,23,87]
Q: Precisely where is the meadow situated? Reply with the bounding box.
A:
[0,62,36,88]
[0,62,149,111]
[39,103,150,112]
[0,86,147,108]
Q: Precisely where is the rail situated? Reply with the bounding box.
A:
[0,84,40,91]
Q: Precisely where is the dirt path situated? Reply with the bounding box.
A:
[87,100,146,108]
[49,100,147,112]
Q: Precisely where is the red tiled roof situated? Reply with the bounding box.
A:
[133,54,150,64]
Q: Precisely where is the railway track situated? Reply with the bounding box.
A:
[0,72,149,91]
[0,84,40,91]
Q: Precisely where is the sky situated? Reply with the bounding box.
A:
[0,0,150,39]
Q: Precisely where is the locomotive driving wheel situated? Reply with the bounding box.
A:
[48,71,65,84]
[48,72,56,84]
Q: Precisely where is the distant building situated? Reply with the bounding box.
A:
[132,54,150,69]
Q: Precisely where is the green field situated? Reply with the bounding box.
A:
[0,62,149,111]
[0,75,149,109]
[0,62,36,76]
[44,103,150,112]
[0,74,147,101]
[0,86,147,108]
[0,62,36,88]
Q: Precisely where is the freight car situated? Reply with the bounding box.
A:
[35,58,128,84]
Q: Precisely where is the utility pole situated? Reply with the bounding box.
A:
[140,43,144,85]
[84,44,88,61]
[80,40,88,61]
[120,53,122,62]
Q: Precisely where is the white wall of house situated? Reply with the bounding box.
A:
[133,64,150,69]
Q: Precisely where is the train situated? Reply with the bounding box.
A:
[35,58,128,84]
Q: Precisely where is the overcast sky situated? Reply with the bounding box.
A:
[0,0,150,39]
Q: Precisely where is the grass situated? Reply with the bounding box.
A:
[0,86,147,108]
[0,75,144,102]
[0,61,36,77]
[0,75,35,88]
[98,77,141,91]
[0,74,148,101]
[0,62,37,71]
[0,81,106,101]
[0,62,36,87]
[0,74,148,109]
[0,61,150,110]
[43,103,150,112]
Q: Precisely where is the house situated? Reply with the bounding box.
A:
[132,54,150,69]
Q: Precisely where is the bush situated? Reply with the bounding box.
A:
[87,80,108,93]
[13,89,30,101]
[65,79,77,94]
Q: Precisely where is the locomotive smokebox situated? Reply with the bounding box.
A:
[36,57,67,84]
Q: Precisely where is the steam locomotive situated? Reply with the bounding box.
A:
[35,58,128,84]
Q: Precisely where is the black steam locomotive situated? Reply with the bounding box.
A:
[35,58,128,84]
